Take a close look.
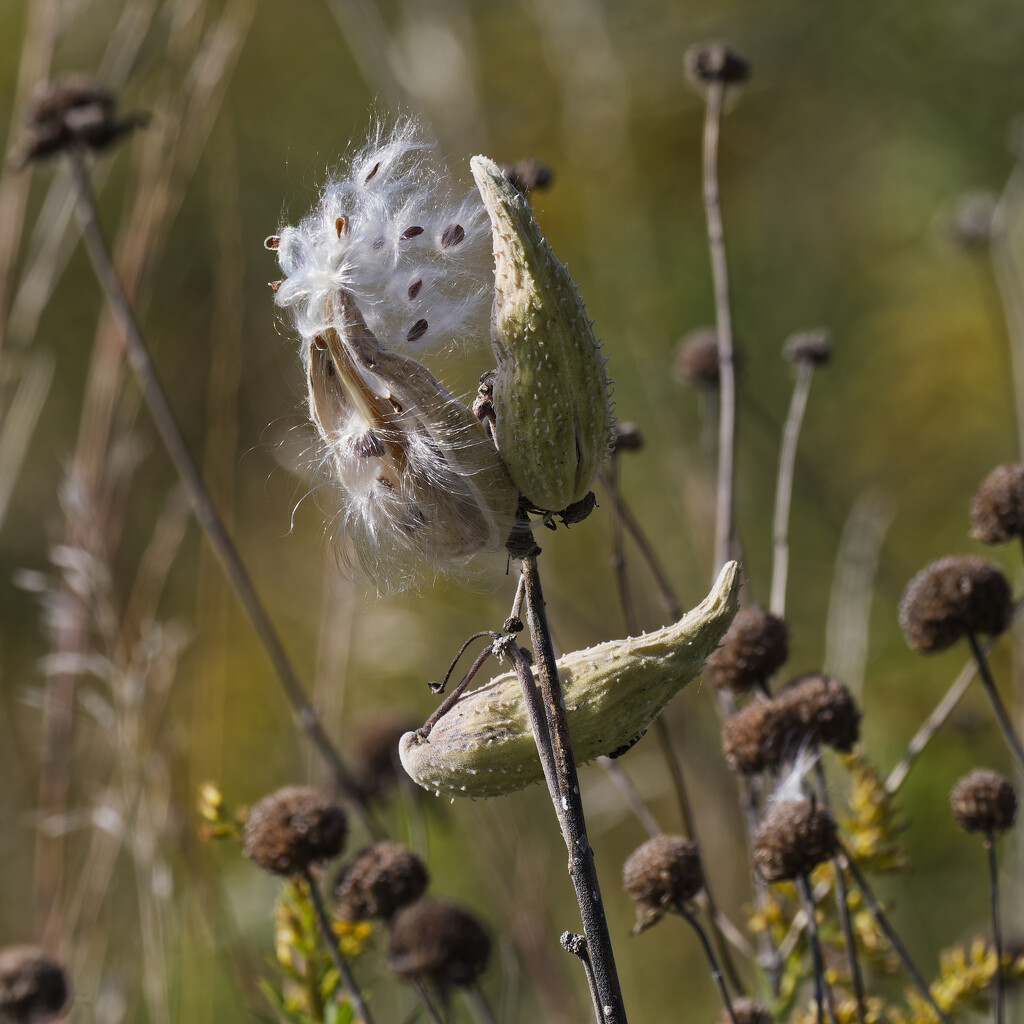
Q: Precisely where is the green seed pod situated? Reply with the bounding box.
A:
[470,155,612,512]
[400,561,740,797]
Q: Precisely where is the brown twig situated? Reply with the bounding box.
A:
[966,631,1024,773]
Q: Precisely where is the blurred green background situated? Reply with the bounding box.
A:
[1,0,1024,1021]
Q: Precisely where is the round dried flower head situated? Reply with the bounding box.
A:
[717,998,772,1024]
[783,329,832,367]
[351,713,418,800]
[706,605,788,693]
[684,43,751,86]
[753,798,837,882]
[777,673,860,752]
[943,191,998,249]
[623,834,703,914]
[0,946,68,1021]
[611,421,644,453]
[970,464,1024,544]
[721,698,803,776]
[950,769,1017,834]
[242,786,347,876]
[387,899,490,988]
[899,556,1012,653]
[673,328,721,388]
[499,157,554,194]
[335,841,428,921]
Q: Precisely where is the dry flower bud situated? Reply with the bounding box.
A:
[754,798,837,882]
[899,556,1012,653]
[351,713,419,800]
[335,841,428,921]
[623,834,703,913]
[243,786,347,875]
[950,769,1017,834]
[718,999,773,1024]
[387,899,490,988]
[611,422,644,453]
[0,946,68,1021]
[471,154,612,513]
[684,44,751,86]
[500,158,554,193]
[721,697,803,775]
[783,329,832,366]
[706,605,788,693]
[402,561,740,797]
[776,673,860,752]
[970,464,1024,544]
[673,328,721,388]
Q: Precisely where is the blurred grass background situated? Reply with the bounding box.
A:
[1,0,1023,1021]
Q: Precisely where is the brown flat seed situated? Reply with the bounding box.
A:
[354,432,386,458]
[372,237,386,251]
[268,280,282,293]
[376,474,395,490]
[364,161,380,183]
[336,217,345,237]
[441,224,465,247]
[407,319,429,343]
[264,235,280,250]
[401,226,424,239]
[326,361,336,377]
[313,336,328,349]
[388,396,404,414]
[408,278,423,299]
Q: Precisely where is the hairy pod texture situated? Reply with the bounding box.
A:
[400,561,740,797]
[471,155,612,512]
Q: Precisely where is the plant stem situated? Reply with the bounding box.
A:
[65,150,372,830]
[677,903,739,1024]
[795,875,834,1024]
[302,867,375,1024]
[966,632,1024,773]
[464,982,499,1024]
[700,80,738,575]
[521,553,628,1023]
[985,833,1005,1024]
[839,843,952,1024]
[770,360,814,618]
[410,977,445,1024]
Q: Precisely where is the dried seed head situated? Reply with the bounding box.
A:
[611,422,644,453]
[335,841,428,921]
[718,999,773,1024]
[351,713,419,800]
[706,605,788,693]
[500,157,554,194]
[401,562,740,798]
[943,191,998,249]
[242,786,347,875]
[471,154,613,513]
[970,464,1024,544]
[721,697,803,775]
[783,329,832,367]
[753,799,837,882]
[950,769,1018,834]
[899,556,1012,653]
[776,673,861,753]
[387,899,490,988]
[11,76,144,168]
[673,328,721,388]
[0,946,68,1021]
[684,44,751,86]
[623,834,703,913]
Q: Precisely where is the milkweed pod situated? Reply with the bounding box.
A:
[307,289,519,591]
[470,155,613,513]
[400,560,741,798]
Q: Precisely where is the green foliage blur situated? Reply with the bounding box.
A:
[1,1,1023,1021]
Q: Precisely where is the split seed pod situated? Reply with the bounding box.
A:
[470,155,612,512]
[400,561,740,797]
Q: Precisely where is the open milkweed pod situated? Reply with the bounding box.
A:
[400,560,740,797]
[306,290,519,591]
[470,155,613,513]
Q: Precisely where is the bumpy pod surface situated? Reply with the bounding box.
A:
[401,561,740,797]
[470,155,612,512]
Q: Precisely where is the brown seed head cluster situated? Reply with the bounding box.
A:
[706,605,789,693]
[777,673,861,753]
[0,946,68,1022]
[950,769,1018,834]
[783,329,832,367]
[611,422,645,453]
[721,698,802,775]
[970,464,1024,544]
[11,76,145,168]
[753,799,837,882]
[351,714,418,800]
[673,328,721,389]
[336,841,429,921]
[684,43,751,86]
[899,556,1012,653]
[242,786,347,876]
[387,899,490,989]
[622,834,704,913]
[718,998,773,1024]
[499,157,554,194]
